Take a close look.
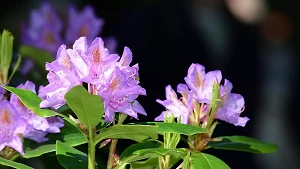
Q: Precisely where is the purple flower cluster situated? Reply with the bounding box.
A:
[40,37,146,122]
[21,2,117,74]
[155,63,249,127]
[0,81,64,155]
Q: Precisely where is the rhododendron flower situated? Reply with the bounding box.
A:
[40,45,81,109]
[10,81,64,142]
[21,2,62,54]
[215,79,249,127]
[68,37,119,84]
[184,63,222,104]
[0,100,26,155]
[21,2,118,76]
[98,67,146,121]
[155,85,191,124]
[41,36,146,121]
[65,5,104,44]
[156,63,249,127]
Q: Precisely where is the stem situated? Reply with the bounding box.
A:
[88,128,96,169]
[88,83,91,93]
[164,155,171,169]
[158,157,163,169]
[107,139,118,169]
[107,114,127,169]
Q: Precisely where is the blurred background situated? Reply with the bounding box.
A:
[0,0,299,168]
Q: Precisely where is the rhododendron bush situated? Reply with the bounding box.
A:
[0,2,277,169]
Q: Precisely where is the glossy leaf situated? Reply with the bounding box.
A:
[190,152,230,169]
[1,85,56,117]
[130,158,159,169]
[0,157,33,169]
[207,135,278,153]
[23,119,87,158]
[142,122,209,135]
[56,141,88,169]
[64,85,104,130]
[95,125,158,144]
[120,141,162,159]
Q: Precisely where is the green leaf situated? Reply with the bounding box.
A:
[1,86,57,117]
[56,140,88,169]
[0,157,33,169]
[132,148,186,169]
[0,29,14,84]
[64,85,104,130]
[133,148,186,157]
[7,54,21,84]
[57,104,73,115]
[190,152,230,169]
[207,135,278,153]
[18,45,54,71]
[130,158,159,169]
[23,119,87,158]
[182,151,191,169]
[120,141,163,160]
[95,125,158,144]
[142,122,209,135]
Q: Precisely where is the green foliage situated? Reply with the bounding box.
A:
[0,29,14,85]
[136,122,209,135]
[184,152,231,169]
[95,125,158,145]
[64,85,104,130]
[56,141,88,169]
[1,85,57,117]
[18,45,54,73]
[23,119,87,158]
[0,157,33,169]
[207,135,278,153]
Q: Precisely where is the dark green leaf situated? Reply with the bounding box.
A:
[0,157,33,169]
[1,86,56,117]
[23,119,87,158]
[142,122,209,135]
[18,45,54,71]
[120,141,163,160]
[95,125,158,144]
[190,152,230,169]
[64,85,104,130]
[56,140,88,169]
[207,135,278,153]
[57,104,73,115]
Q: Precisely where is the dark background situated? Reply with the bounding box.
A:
[1,0,299,168]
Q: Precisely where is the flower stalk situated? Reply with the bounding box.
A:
[88,127,96,169]
[107,113,127,169]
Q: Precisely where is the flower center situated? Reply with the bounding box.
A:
[61,55,71,70]
[91,47,103,64]
[0,108,12,124]
[194,71,204,89]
